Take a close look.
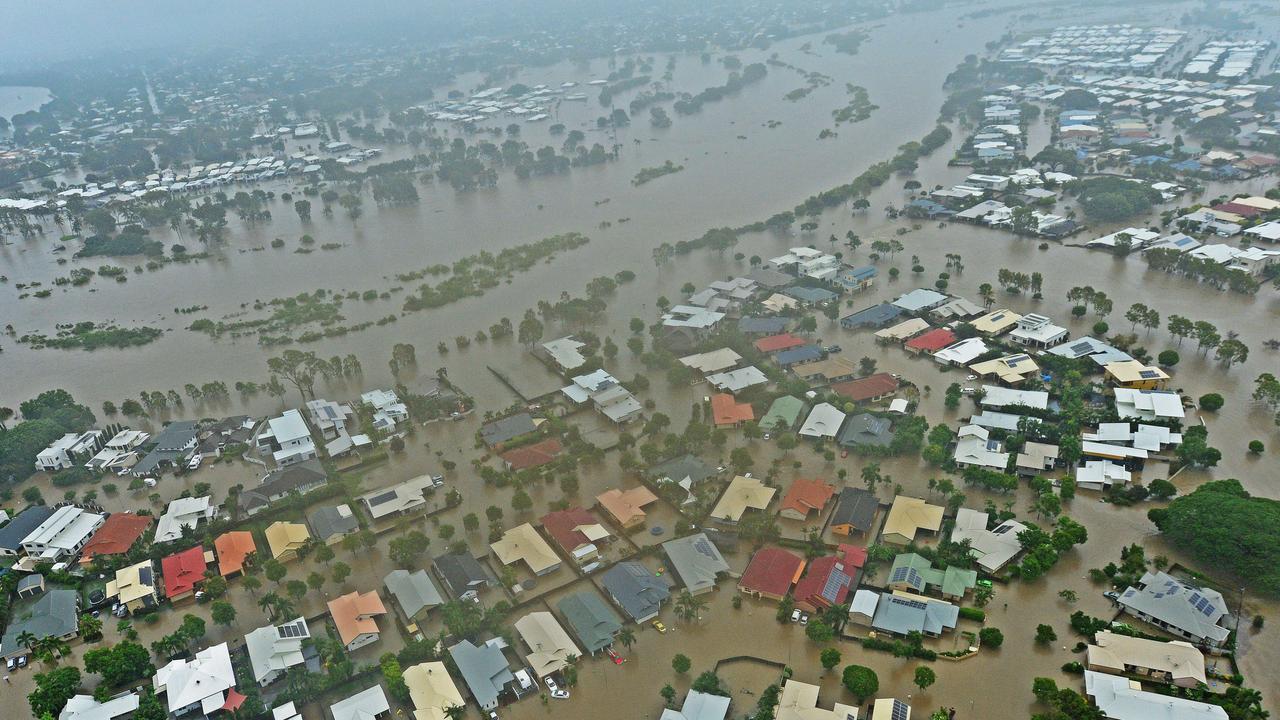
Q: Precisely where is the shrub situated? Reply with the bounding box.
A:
[979,627,1004,648]
[1248,440,1264,455]
[1198,393,1224,412]
[958,607,986,622]
[841,665,878,702]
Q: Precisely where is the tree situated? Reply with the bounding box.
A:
[83,642,153,687]
[389,530,431,568]
[672,653,692,674]
[660,683,677,706]
[264,559,288,585]
[29,666,81,718]
[691,671,728,697]
[841,665,878,703]
[618,626,636,650]
[1157,350,1179,367]
[820,648,842,673]
[266,349,322,402]
[1035,624,1057,645]
[241,575,262,595]
[286,579,307,601]
[511,489,533,513]
[914,666,936,691]
[979,627,1004,648]
[332,561,352,584]
[673,591,707,623]
[1216,338,1249,368]
[805,620,835,643]
[211,601,236,627]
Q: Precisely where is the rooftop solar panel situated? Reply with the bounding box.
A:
[368,490,398,506]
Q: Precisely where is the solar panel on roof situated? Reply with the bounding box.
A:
[139,567,153,585]
[368,490,397,506]
[1139,370,1161,378]
[891,700,910,720]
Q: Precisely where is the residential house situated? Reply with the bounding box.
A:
[755,333,808,354]
[308,504,359,546]
[887,553,977,600]
[600,561,671,623]
[1,588,79,659]
[904,328,958,355]
[831,373,900,404]
[1104,360,1170,390]
[0,506,55,557]
[359,476,435,521]
[979,386,1049,411]
[1010,313,1069,348]
[738,548,805,601]
[706,366,768,394]
[778,478,836,522]
[384,569,444,625]
[154,496,217,543]
[710,393,755,427]
[480,413,538,448]
[256,410,316,467]
[950,509,1027,573]
[434,553,491,600]
[20,505,106,562]
[661,305,726,350]
[774,345,825,368]
[161,546,209,603]
[659,690,731,720]
[448,639,514,711]
[663,533,730,595]
[933,337,990,366]
[78,512,150,565]
[213,531,257,578]
[557,591,622,654]
[264,521,311,563]
[1117,571,1230,649]
[680,348,743,376]
[500,438,564,471]
[58,693,140,720]
[330,685,391,720]
[837,413,893,448]
[851,589,958,637]
[799,403,847,439]
[35,431,102,471]
[17,574,45,599]
[514,612,581,678]
[1076,461,1132,491]
[491,523,562,576]
[361,389,409,431]
[239,459,328,516]
[892,289,949,314]
[1087,631,1207,688]
[328,590,387,651]
[562,369,644,424]
[970,353,1040,386]
[1113,389,1185,421]
[841,303,903,330]
[871,699,913,720]
[1084,671,1226,720]
[710,476,775,524]
[793,357,859,386]
[304,399,355,441]
[649,455,717,505]
[540,337,588,373]
[882,496,944,546]
[403,662,466,720]
[738,316,790,335]
[246,617,310,686]
[759,396,805,432]
[776,680,860,720]
[953,425,1010,470]
[970,308,1022,336]
[836,265,878,293]
[541,508,611,568]
[793,546,865,613]
[130,420,198,477]
[153,643,238,716]
[1016,442,1060,475]
[829,487,879,537]
[595,486,659,530]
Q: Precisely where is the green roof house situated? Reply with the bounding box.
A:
[759,396,804,433]
[887,553,977,600]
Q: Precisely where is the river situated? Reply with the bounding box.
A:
[0,85,51,123]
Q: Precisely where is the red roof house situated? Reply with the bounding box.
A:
[162,546,208,603]
[793,545,865,612]
[831,373,900,403]
[79,512,152,564]
[1211,202,1263,218]
[905,328,958,354]
[711,393,755,427]
[500,438,564,471]
[738,548,805,601]
[754,333,807,353]
[778,478,836,522]
[540,507,610,564]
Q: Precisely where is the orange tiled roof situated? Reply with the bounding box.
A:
[213,531,257,577]
[711,393,754,426]
[328,590,386,645]
[779,478,836,517]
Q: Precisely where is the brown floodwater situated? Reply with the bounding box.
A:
[4,0,1280,716]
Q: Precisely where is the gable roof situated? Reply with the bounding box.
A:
[659,690,731,720]
[905,327,958,352]
[754,333,808,353]
[595,486,658,527]
[883,496,944,542]
[1118,571,1229,644]
[710,476,776,522]
[307,504,359,542]
[663,533,730,594]
[0,506,56,552]
[1085,671,1226,720]
[739,548,804,597]
[330,685,391,720]
[600,561,671,621]
[830,487,878,532]
[161,546,208,598]
[500,438,563,470]
[513,612,581,678]
[434,553,489,596]
[154,642,236,715]
[245,617,309,685]
[838,413,893,447]
[491,523,560,575]
[1,587,78,651]
[779,478,835,518]
[79,512,151,562]
[327,590,386,646]
[793,547,863,609]
[540,507,609,555]
[213,532,257,577]
[480,413,537,447]
[385,570,444,620]
[448,639,513,711]
[403,662,465,720]
[710,393,755,426]
[831,373,899,403]
[264,522,311,560]
[557,592,622,653]
[759,395,805,430]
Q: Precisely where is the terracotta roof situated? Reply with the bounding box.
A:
[739,548,804,598]
[1211,201,1262,217]
[793,547,863,610]
[500,438,563,470]
[779,478,835,518]
[327,590,386,646]
[162,546,208,598]
[79,512,151,562]
[831,373,900,403]
[213,531,257,577]
[754,333,807,353]
[905,327,958,352]
[595,486,658,527]
[540,507,604,555]
[710,393,755,426]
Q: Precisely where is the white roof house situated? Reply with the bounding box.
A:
[933,338,989,366]
[58,693,140,720]
[246,617,310,686]
[1085,671,1226,720]
[951,509,1027,573]
[952,426,1010,470]
[706,366,769,394]
[359,476,435,520]
[154,496,217,543]
[659,690,732,720]
[680,348,743,375]
[154,643,237,716]
[541,337,587,371]
[36,431,102,472]
[979,386,1049,410]
[1076,461,1131,490]
[1113,388,1185,420]
[662,305,725,329]
[330,685,391,720]
[798,403,847,439]
[362,389,409,431]
[892,288,949,313]
[561,369,643,424]
[260,409,316,467]
[1117,571,1230,648]
[21,505,106,561]
[1009,313,1068,348]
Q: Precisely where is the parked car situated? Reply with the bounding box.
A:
[799,612,809,626]
[430,474,444,488]
[6,657,14,671]
[791,609,801,623]
[545,677,569,700]
[651,620,667,634]
[605,647,625,665]
[187,455,202,471]
[1103,591,1120,602]
[488,711,499,720]
[17,655,28,668]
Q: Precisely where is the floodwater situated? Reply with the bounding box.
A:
[3,0,1280,716]
[0,85,51,122]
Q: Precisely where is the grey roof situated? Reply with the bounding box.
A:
[784,286,838,303]
[242,459,328,513]
[871,592,958,636]
[480,413,537,447]
[648,455,716,486]
[434,553,490,597]
[837,413,894,448]
[384,569,443,620]
[774,345,824,367]
[600,562,671,622]
[0,506,55,552]
[746,268,794,288]
[737,316,789,334]
[307,505,358,542]
[1118,571,1230,644]
[17,574,44,594]
[841,302,903,329]
[830,487,878,533]
[448,639,513,711]
[557,592,622,654]
[892,288,949,312]
[152,421,198,451]
[663,533,729,594]
[2,588,78,653]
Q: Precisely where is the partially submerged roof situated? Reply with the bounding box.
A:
[403,662,465,720]
[557,591,622,654]
[491,523,561,575]
[663,533,730,594]
[710,476,775,522]
[385,569,444,619]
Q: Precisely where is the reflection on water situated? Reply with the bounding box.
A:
[0,85,51,121]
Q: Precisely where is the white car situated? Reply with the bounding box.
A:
[790,609,801,623]
[187,455,202,470]
[545,677,569,700]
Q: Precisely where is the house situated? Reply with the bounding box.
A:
[775,345,825,368]
[245,617,310,686]
[0,506,55,556]
[837,413,893,448]
[1016,442,1060,474]
[79,512,151,565]
[882,496,944,546]
[35,431,102,471]
[541,507,611,567]
[931,297,984,321]
[359,476,435,520]
[759,395,805,432]
[58,693,141,720]
[738,316,790,335]
[970,353,1040,385]
[239,459,328,515]
[1113,389,1185,421]
[980,386,1049,411]
[970,308,1022,336]
[871,699,913,720]
[264,521,311,563]
[384,569,444,625]
[1117,571,1230,649]
[798,403,847,439]
[876,317,930,343]
[1,588,79,659]
[328,590,387,651]
[1084,671,1226,720]
[776,680,860,720]
[330,685,391,720]
[904,328,958,355]
[562,369,644,424]
[256,410,316,467]
[1087,631,1207,688]
[680,348,743,375]
[102,559,158,614]
[1076,461,1132,491]
[649,455,717,503]
[403,661,466,720]
[841,302,903,330]
[754,333,808,354]
[830,487,879,536]
[501,437,562,472]
[434,553,491,600]
[663,533,730,595]
[304,399,355,440]
[361,389,409,431]
[308,504,360,546]
[794,357,859,386]
[778,478,836,521]
[852,589,958,637]
[659,690,731,720]
[793,546,864,612]
[710,393,755,427]
[514,611,581,678]
[887,553,977,600]
[661,305,726,349]
[1009,313,1069,348]
[20,505,106,562]
[557,591,622,654]
[595,486,658,530]
[710,476,775,524]
[784,285,838,306]
[738,548,805,601]
[600,561,671,623]
[1104,360,1169,390]
[540,337,588,372]
[449,639,515,711]
[480,413,538,448]
[213,531,257,578]
[153,643,238,716]
[953,425,1010,470]
[17,573,46,599]
[161,547,208,603]
[154,496,217,543]
[933,338,990,368]
[892,289,949,314]
[706,366,768,394]
[951,509,1027,574]
[492,523,562,576]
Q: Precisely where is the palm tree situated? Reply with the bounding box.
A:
[618,627,636,650]
[80,613,104,641]
[17,630,37,652]
[673,591,706,623]
[259,592,283,620]
[443,706,467,720]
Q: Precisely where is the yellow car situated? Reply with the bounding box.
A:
[651,620,667,633]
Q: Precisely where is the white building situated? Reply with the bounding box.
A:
[305,399,355,441]
[561,369,643,424]
[36,432,102,472]
[85,429,149,470]
[1085,671,1226,720]
[1009,313,1068,348]
[154,643,238,716]
[246,617,310,686]
[20,505,106,562]
[154,496,218,543]
[952,425,1010,470]
[330,685,391,720]
[258,409,317,467]
[361,389,409,431]
[798,403,847,439]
